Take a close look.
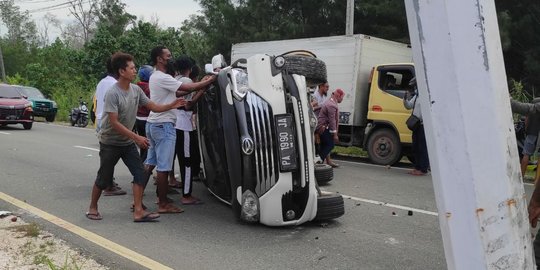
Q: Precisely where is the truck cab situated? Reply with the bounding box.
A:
[364,64,415,165]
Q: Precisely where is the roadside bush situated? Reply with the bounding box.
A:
[5,74,30,86]
[50,79,95,122]
[509,79,531,102]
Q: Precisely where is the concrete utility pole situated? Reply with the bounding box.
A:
[345,0,354,36]
[404,1,534,269]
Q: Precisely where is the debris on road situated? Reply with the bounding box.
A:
[0,211,12,218]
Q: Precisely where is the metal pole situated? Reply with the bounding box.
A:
[345,0,354,36]
[0,44,6,83]
[405,0,533,269]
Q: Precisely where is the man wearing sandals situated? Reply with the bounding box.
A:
[144,46,216,214]
[86,52,187,222]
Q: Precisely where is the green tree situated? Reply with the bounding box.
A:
[97,0,137,36]
[0,0,38,44]
[495,0,540,94]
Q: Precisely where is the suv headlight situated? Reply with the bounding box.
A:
[52,101,58,108]
[230,69,250,101]
[240,190,260,223]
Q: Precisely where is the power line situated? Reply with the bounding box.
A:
[27,0,93,14]
[27,0,75,13]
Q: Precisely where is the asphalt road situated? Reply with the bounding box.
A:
[0,122,534,270]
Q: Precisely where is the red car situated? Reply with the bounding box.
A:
[0,84,34,130]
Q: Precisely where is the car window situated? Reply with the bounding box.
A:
[0,85,24,99]
[377,69,414,99]
[20,87,45,99]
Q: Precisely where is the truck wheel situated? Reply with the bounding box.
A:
[45,115,55,122]
[366,128,402,165]
[282,55,327,85]
[314,193,345,221]
[315,163,333,185]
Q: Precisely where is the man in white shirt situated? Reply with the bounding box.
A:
[95,58,117,133]
[144,46,216,214]
[174,56,207,205]
[311,81,329,117]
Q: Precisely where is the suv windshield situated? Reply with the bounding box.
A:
[0,85,24,99]
[20,87,45,99]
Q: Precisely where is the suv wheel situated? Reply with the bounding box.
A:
[314,193,345,221]
[45,115,55,122]
[282,55,327,86]
[23,122,33,130]
[315,163,333,185]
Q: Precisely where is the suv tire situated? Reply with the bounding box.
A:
[23,122,33,130]
[314,193,345,221]
[45,115,55,122]
[282,55,327,85]
[315,163,333,185]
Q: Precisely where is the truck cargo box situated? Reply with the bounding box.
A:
[231,34,412,127]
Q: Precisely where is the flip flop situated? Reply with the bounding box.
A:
[133,212,160,222]
[408,170,426,176]
[85,212,102,220]
[181,199,204,205]
[158,204,184,214]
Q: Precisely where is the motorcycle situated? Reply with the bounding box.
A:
[70,97,89,127]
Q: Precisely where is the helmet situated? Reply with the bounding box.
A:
[138,65,154,82]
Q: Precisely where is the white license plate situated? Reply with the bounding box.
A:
[275,114,297,171]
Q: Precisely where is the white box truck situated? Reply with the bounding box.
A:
[231,34,416,165]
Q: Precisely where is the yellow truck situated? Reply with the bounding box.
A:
[231,34,415,165]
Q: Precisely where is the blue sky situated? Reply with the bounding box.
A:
[10,0,201,39]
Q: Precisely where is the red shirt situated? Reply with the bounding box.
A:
[136,82,151,118]
[316,97,339,133]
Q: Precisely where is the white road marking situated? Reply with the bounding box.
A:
[336,159,409,171]
[0,131,10,135]
[74,145,99,152]
[321,191,439,216]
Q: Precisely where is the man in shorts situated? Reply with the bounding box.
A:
[86,52,186,222]
[145,46,216,214]
[510,98,540,179]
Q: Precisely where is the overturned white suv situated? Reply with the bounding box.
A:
[197,52,344,226]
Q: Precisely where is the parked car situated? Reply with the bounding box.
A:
[0,84,34,129]
[16,86,57,122]
[197,53,344,226]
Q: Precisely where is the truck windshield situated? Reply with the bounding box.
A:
[20,87,45,99]
[378,69,414,99]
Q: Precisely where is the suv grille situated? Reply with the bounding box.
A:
[246,92,277,196]
[0,108,25,117]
